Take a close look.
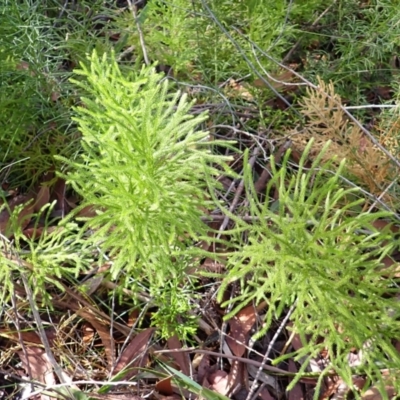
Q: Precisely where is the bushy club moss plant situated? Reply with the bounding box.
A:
[218,140,400,397]
[58,50,235,339]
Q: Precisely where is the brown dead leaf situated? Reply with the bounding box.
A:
[89,394,143,400]
[196,353,211,385]
[362,386,396,400]
[23,225,58,240]
[51,178,69,217]
[17,347,55,400]
[113,327,155,380]
[225,79,254,101]
[371,219,399,233]
[16,61,30,71]
[395,340,400,355]
[226,304,257,357]
[0,194,35,236]
[227,359,244,396]
[209,360,243,397]
[51,91,60,102]
[353,376,367,392]
[253,70,298,92]
[166,335,190,376]
[209,370,229,396]
[0,328,55,346]
[361,370,398,399]
[258,387,275,400]
[127,309,139,327]
[81,322,95,343]
[152,395,182,400]
[59,284,131,336]
[380,255,396,270]
[289,329,305,352]
[16,61,36,77]
[288,359,304,400]
[76,308,115,370]
[34,186,50,212]
[17,202,35,231]
[201,257,225,273]
[77,205,99,218]
[155,376,174,396]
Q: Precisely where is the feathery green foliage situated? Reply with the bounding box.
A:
[118,0,295,82]
[1,0,400,395]
[0,202,90,305]
[60,50,234,338]
[219,140,400,396]
[120,0,400,109]
[0,0,114,188]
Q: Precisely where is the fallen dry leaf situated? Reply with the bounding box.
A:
[0,327,56,346]
[166,335,190,376]
[224,79,254,101]
[34,185,50,212]
[288,359,304,400]
[152,395,182,400]
[17,347,55,400]
[77,204,99,218]
[361,386,396,400]
[288,328,304,352]
[226,304,257,357]
[23,225,58,240]
[227,359,244,396]
[76,308,115,370]
[196,353,211,385]
[371,219,399,234]
[51,178,69,217]
[113,327,155,380]
[253,69,298,92]
[81,322,96,343]
[209,370,229,396]
[51,91,60,102]
[155,376,174,396]
[89,394,143,400]
[258,387,275,400]
[209,360,243,397]
[0,194,35,236]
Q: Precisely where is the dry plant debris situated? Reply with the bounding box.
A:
[291,77,399,202]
